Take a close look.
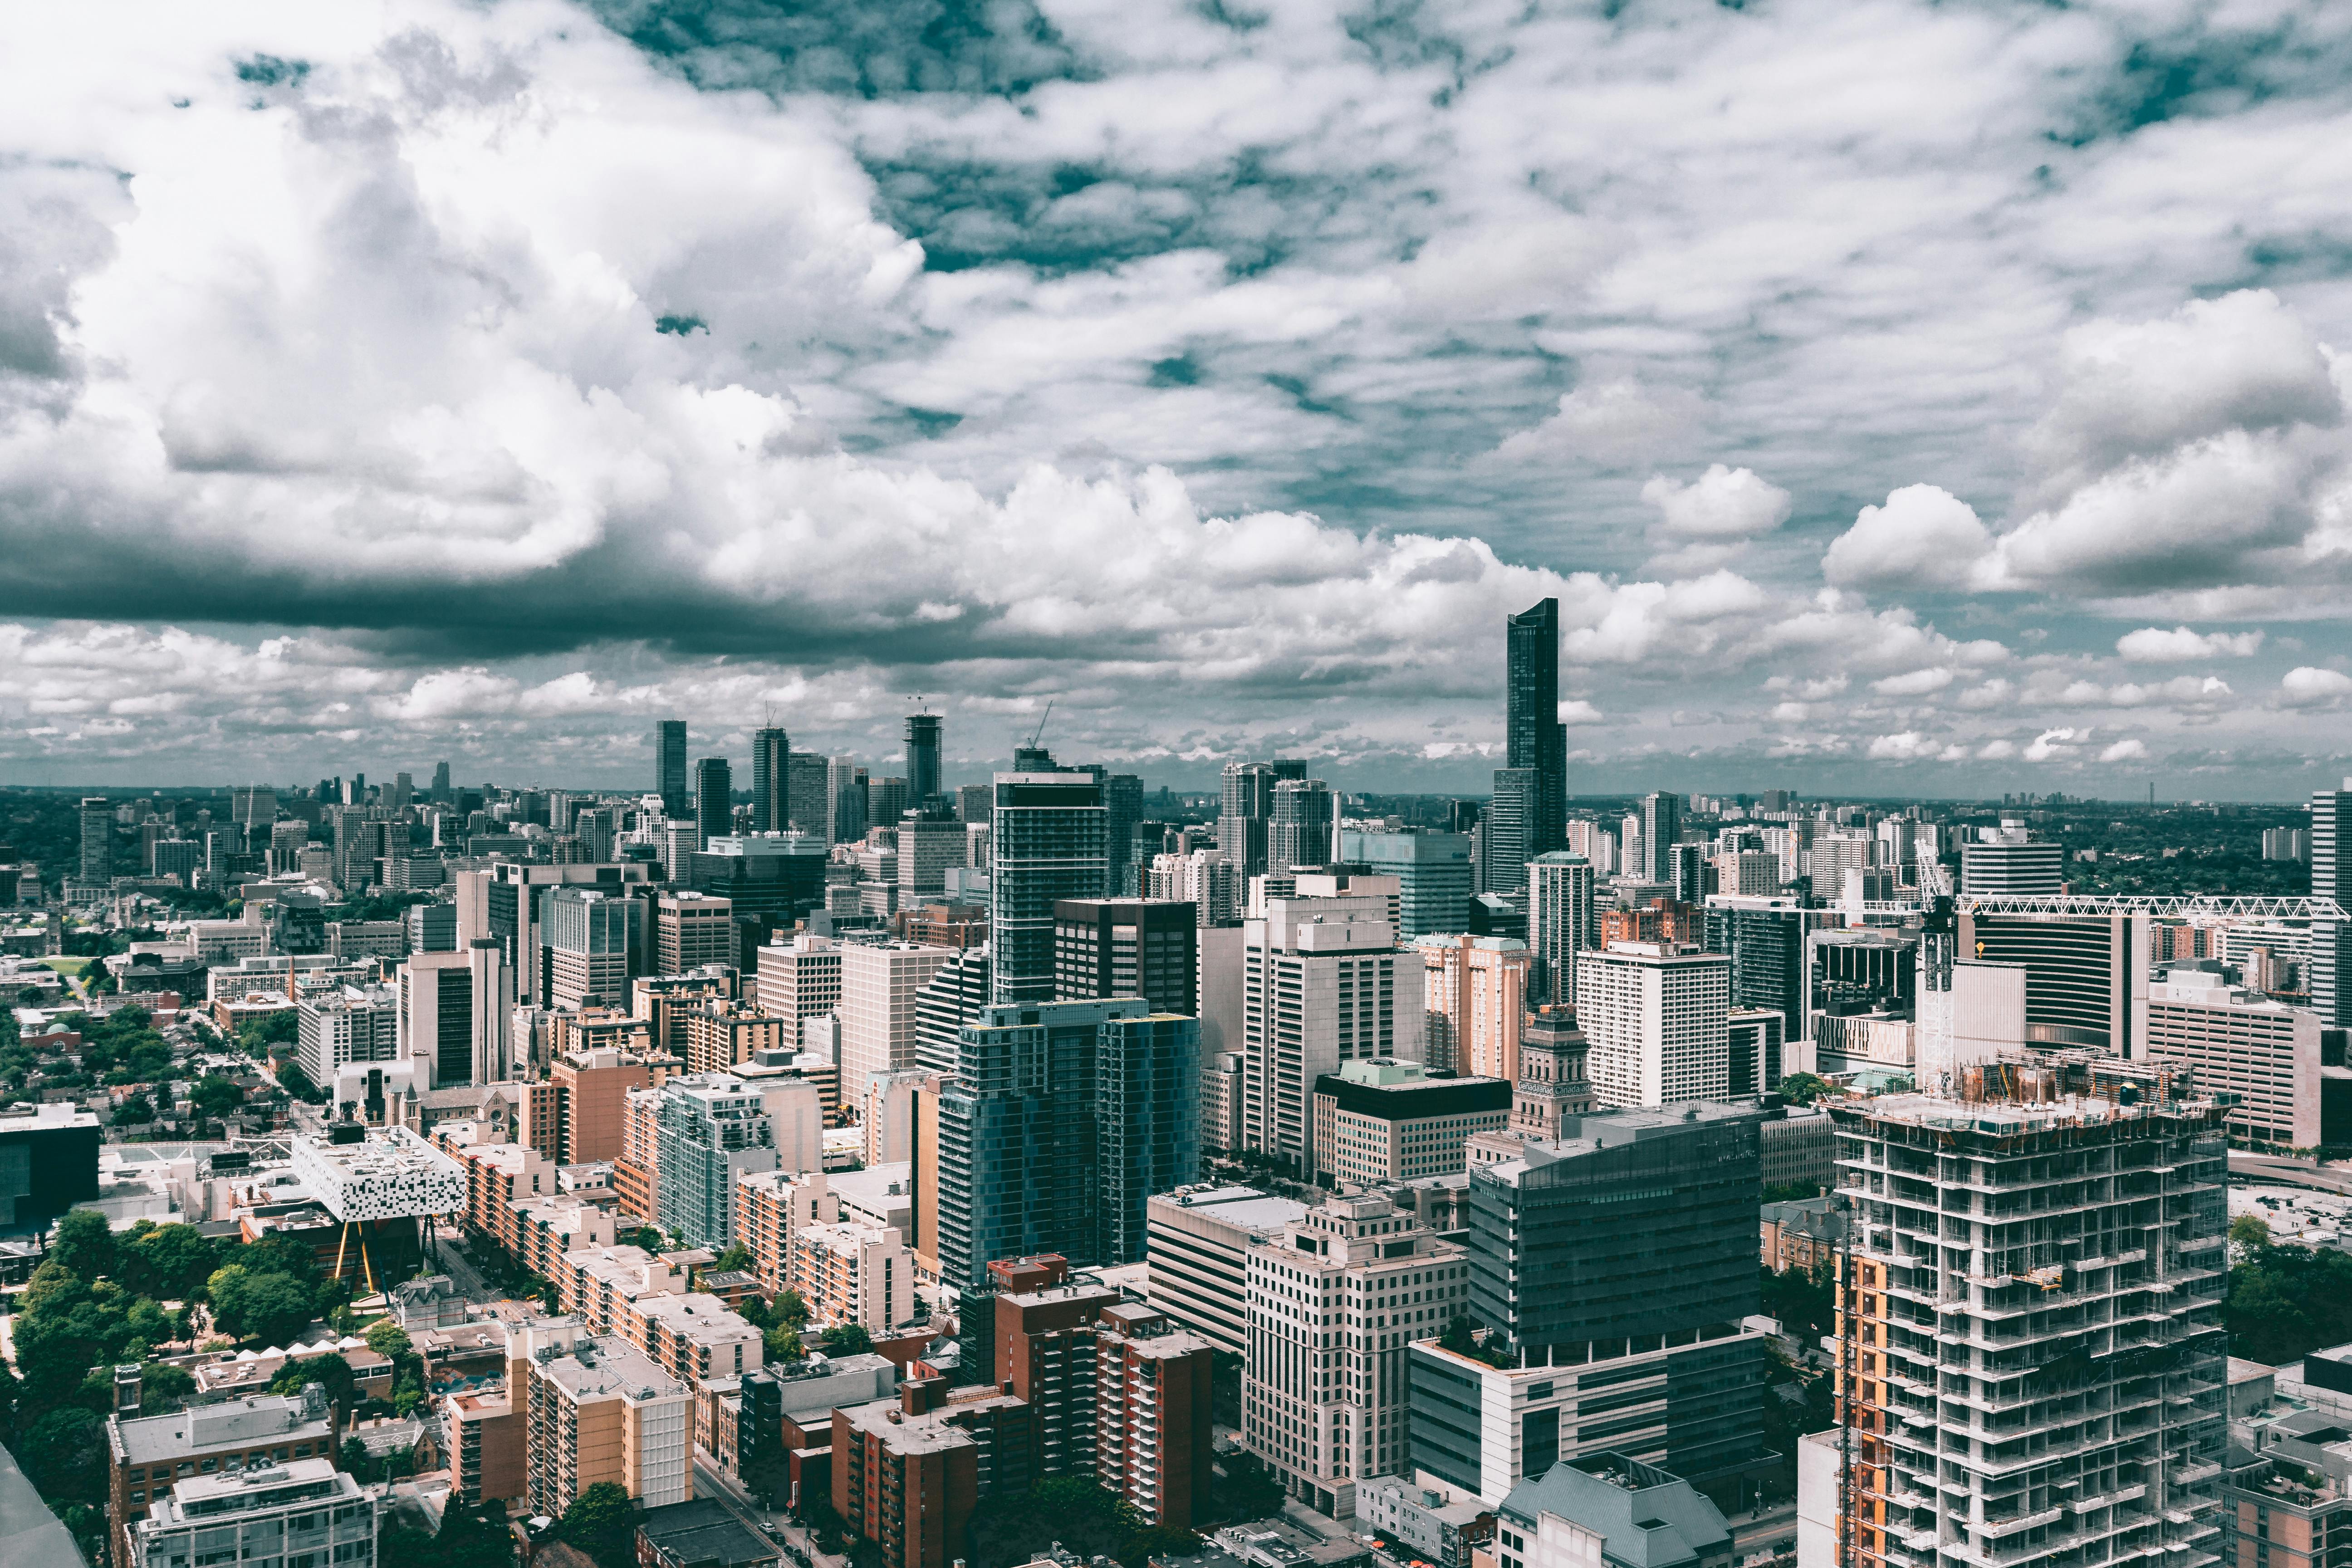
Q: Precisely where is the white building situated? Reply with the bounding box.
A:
[1241,1189,1466,1519]
[398,942,513,1088]
[130,1459,378,1568]
[289,1126,468,1223]
[1146,1185,1310,1357]
[1957,820,2064,897]
[1573,943,1730,1109]
[295,985,400,1088]
[792,1219,915,1333]
[836,941,956,1099]
[1241,895,1424,1171]
[2144,965,2322,1147]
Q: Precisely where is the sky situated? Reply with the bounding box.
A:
[5,0,2352,798]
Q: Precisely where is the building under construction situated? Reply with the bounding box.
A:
[1808,1088,2228,1568]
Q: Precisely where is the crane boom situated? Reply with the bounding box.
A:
[1850,893,2346,920]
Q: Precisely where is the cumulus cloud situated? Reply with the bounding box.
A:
[2280,668,2352,707]
[2099,738,2149,763]
[2024,728,2087,762]
[1821,486,1993,590]
[1492,380,1706,467]
[1640,466,1793,539]
[2115,626,2265,662]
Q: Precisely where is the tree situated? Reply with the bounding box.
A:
[818,1322,873,1356]
[276,1061,327,1103]
[710,1243,755,1274]
[209,1266,318,1346]
[1119,1526,1205,1568]
[50,1208,117,1283]
[366,1321,415,1366]
[341,1437,372,1480]
[139,1362,197,1411]
[16,1405,108,1504]
[1776,1072,1833,1106]
[624,1225,666,1252]
[559,1481,640,1568]
[433,1501,519,1568]
[2231,1213,2274,1257]
[776,1288,810,1326]
[191,1074,245,1116]
[272,1356,356,1411]
[764,1324,804,1362]
[123,1222,222,1300]
[110,1093,157,1127]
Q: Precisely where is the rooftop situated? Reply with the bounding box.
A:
[1499,1453,1729,1568]
[114,1393,334,1467]
[138,1458,358,1523]
[535,1335,689,1406]
[1149,1185,1312,1235]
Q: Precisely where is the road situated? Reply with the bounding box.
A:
[2229,1151,2352,1196]
[691,1455,842,1568]
[1728,1505,1798,1554]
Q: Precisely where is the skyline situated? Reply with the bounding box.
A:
[7,2,2352,794]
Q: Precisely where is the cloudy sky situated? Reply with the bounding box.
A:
[6,0,2352,798]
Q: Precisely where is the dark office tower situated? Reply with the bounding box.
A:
[1506,598,1567,858]
[867,776,910,830]
[750,727,789,833]
[1268,778,1336,872]
[656,720,690,818]
[431,760,452,804]
[2314,783,2352,1026]
[906,713,943,806]
[1411,1102,1775,1502]
[1100,772,1144,896]
[1054,899,1200,1016]
[1702,902,1806,1029]
[78,796,113,882]
[1482,769,1537,894]
[992,770,1109,1004]
[695,757,733,841]
[1641,790,1682,883]
[1668,842,1712,902]
[1219,761,1279,880]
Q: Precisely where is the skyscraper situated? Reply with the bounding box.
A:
[905,712,942,806]
[1524,852,1596,1006]
[1481,769,1538,894]
[1506,598,1566,859]
[2316,783,2352,1027]
[830,755,868,842]
[787,751,830,836]
[751,726,789,833]
[1267,777,1335,872]
[990,769,1108,1004]
[1218,762,1279,881]
[695,756,733,840]
[1338,829,1475,937]
[1640,791,1681,883]
[431,760,452,803]
[78,796,112,881]
[655,720,689,818]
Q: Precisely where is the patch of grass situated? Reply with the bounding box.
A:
[39,957,93,977]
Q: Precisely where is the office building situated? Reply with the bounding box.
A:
[1700,897,1807,1036]
[1241,894,1423,1172]
[990,771,1108,1004]
[1575,944,1730,1109]
[1725,1007,1784,1098]
[787,751,830,837]
[2315,784,2352,1028]
[1144,1186,1309,1357]
[1053,898,1199,1015]
[922,1000,1197,1289]
[1419,935,1531,1082]
[1220,761,1281,882]
[400,941,515,1088]
[1482,768,1538,895]
[454,861,653,1008]
[127,1458,378,1568]
[902,711,943,806]
[1243,1190,1466,1518]
[1096,1301,1215,1527]
[657,719,690,818]
[695,757,733,841]
[823,755,865,843]
[1958,820,2064,896]
[2264,826,2311,862]
[1524,853,1596,1008]
[80,795,113,881]
[1093,769,1144,898]
[839,941,957,1096]
[1505,598,1566,861]
[913,946,991,1074]
[751,726,789,833]
[1339,830,1475,938]
[896,811,965,904]
[404,902,456,954]
[1410,1102,1777,1505]
[295,984,400,1088]
[541,886,636,1011]
[1508,1004,1592,1142]
[1492,1456,1731,1568]
[1814,1091,2227,1568]
[1311,1059,1510,1185]
[0,1102,102,1235]
[757,933,842,1025]
[2143,966,2322,1147]
[516,1319,693,1517]
[1959,907,2138,1053]
[1269,778,1337,872]
[655,1073,781,1249]
[654,891,735,975]
[1638,793,1681,884]
[108,1387,341,1566]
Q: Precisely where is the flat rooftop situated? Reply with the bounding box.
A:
[537,1336,688,1405]
[1150,1186,1311,1235]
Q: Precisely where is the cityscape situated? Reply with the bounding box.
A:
[8,7,2352,1568]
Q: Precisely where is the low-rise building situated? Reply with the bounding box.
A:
[127,1458,378,1568]
[1491,1454,1730,1568]
[1144,1186,1309,1358]
[1354,1475,1495,1568]
[1310,1060,1511,1185]
[108,1389,339,1568]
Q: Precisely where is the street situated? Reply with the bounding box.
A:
[2230,1151,2352,1196]
[691,1455,842,1568]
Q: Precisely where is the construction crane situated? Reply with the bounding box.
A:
[1026,698,1054,751]
[1853,892,2346,921]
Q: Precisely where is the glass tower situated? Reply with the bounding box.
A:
[1505,599,1566,858]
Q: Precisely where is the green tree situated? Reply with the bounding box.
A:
[710,1243,755,1274]
[123,1222,222,1300]
[341,1437,372,1480]
[139,1362,197,1411]
[111,1093,157,1127]
[272,1356,356,1411]
[16,1405,108,1503]
[433,1501,519,1568]
[50,1208,117,1283]
[1776,1072,1833,1106]
[776,1289,810,1326]
[818,1322,873,1356]
[1119,1526,1205,1568]
[559,1481,640,1568]
[191,1074,245,1116]
[764,1324,804,1362]
[2231,1213,2274,1256]
[276,1061,327,1103]
[209,1265,318,1345]
[366,1321,415,1365]
[624,1225,666,1252]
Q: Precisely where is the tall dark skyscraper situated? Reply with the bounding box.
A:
[750,726,788,833]
[655,719,689,818]
[905,712,942,805]
[1505,598,1567,858]
[695,756,732,840]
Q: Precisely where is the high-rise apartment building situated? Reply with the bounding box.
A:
[1814,1091,2227,1568]
[1418,935,1531,1082]
[1244,1190,1466,1518]
[758,933,843,1025]
[547,1047,650,1164]
[1523,852,1597,1010]
[295,984,400,1089]
[1505,599,1566,861]
[1053,898,1200,1015]
[990,771,1108,1004]
[1574,944,1730,1109]
[540,887,635,1011]
[695,757,732,840]
[830,756,868,843]
[1241,895,1423,1172]
[654,1073,780,1248]
[1310,1058,1511,1185]
[2314,783,2352,1027]
[2143,966,2323,1147]
[1639,792,1681,884]
[905,712,942,805]
[895,812,965,903]
[79,794,113,881]
[454,862,652,1008]
[1958,820,2064,896]
[1269,778,1337,873]
[1096,1301,1215,1527]
[515,1319,693,1517]
[653,891,734,975]
[1220,761,1281,882]
[1411,1102,1777,1505]
[838,941,957,1097]
[655,719,690,818]
[400,941,514,1088]
[787,751,830,837]
[750,726,789,833]
[108,1388,342,1567]
[1482,769,1538,895]
[914,946,991,1074]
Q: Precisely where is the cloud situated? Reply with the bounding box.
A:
[2280,667,2352,708]
[1492,380,1705,467]
[1640,465,1792,539]
[1821,486,1993,591]
[2099,738,2149,763]
[2115,626,2265,662]
[2024,727,2087,762]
